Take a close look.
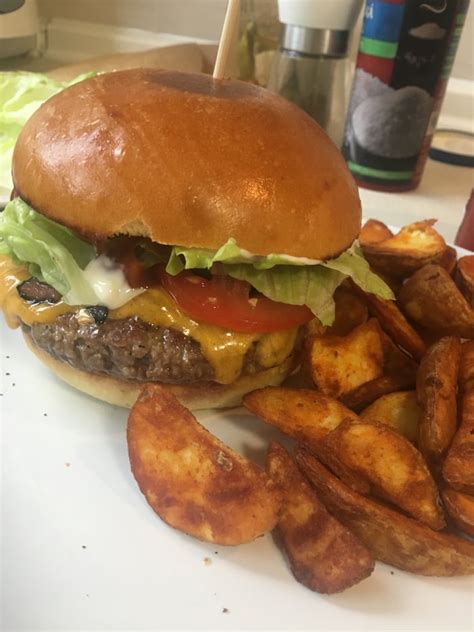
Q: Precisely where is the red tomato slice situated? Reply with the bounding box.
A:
[160,271,313,333]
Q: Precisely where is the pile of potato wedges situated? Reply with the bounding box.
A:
[127,219,474,595]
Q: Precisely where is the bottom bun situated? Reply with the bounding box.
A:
[23,331,296,410]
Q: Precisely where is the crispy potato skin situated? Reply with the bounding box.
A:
[316,419,445,530]
[442,488,474,538]
[443,343,474,494]
[359,219,393,246]
[127,385,280,545]
[399,265,474,339]
[360,391,420,443]
[266,442,374,594]
[356,291,427,361]
[361,220,446,280]
[341,374,416,412]
[442,390,474,495]
[243,387,358,445]
[327,286,368,337]
[455,255,474,309]
[307,320,385,399]
[439,246,458,277]
[341,337,417,412]
[305,438,371,496]
[459,340,474,394]
[416,337,462,466]
[296,449,474,576]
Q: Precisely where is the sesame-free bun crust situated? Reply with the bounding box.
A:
[13,69,360,260]
[23,331,295,410]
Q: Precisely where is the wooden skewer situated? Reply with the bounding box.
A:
[213,0,241,80]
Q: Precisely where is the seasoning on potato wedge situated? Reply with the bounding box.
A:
[455,255,474,309]
[296,449,474,576]
[127,385,280,545]
[243,387,358,445]
[314,419,445,530]
[355,289,427,361]
[417,337,462,466]
[341,335,418,412]
[442,390,474,495]
[359,219,393,246]
[459,340,474,394]
[266,442,374,594]
[360,391,420,443]
[439,245,458,276]
[307,319,385,398]
[441,487,474,538]
[341,373,416,412]
[327,286,368,336]
[361,220,446,279]
[399,265,474,339]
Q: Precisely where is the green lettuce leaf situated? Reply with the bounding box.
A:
[0,198,97,303]
[166,239,393,325]
[0,71,95,199]
[226,265,346,325]
[166,237,323,272]
[0,196,392,323]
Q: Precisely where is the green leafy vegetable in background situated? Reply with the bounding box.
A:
[0,71,95,199]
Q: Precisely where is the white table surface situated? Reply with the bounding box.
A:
[359,158,473,245]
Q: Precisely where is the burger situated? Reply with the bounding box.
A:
[0,69,391,409]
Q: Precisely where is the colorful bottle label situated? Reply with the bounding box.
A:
[343,0,470,191]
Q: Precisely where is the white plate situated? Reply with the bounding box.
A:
[1,243,473,632]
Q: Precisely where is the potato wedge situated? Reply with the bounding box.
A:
[455,255,474,309]
[399,265,474,339]
[360,391,420,443]
[327,286,368,336]
[315,419,445,529]
[442,487,474,538]
[359,219,393,246]
[341,336,417,412]
[127,385,280,545]
[454,255,474,309]
[356,290,427,361]
[417,337,462,466]
[307,319,385,398]
[459,340,474,394]
[305,444,372,496]
[361,220,446,279]
[296,448,474,576]
[342,373,416,412]
[439,245,458,276]
[243,387,358,445]
[266,442,374,594]
[442,390,474,495]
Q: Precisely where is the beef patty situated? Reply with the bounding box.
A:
[26,313,265,384]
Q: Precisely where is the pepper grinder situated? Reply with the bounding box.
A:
[267,0,363,146]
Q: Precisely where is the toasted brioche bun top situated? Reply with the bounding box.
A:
[13,69,361,260]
